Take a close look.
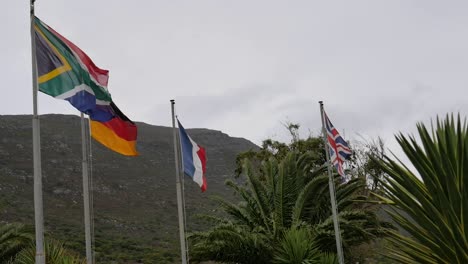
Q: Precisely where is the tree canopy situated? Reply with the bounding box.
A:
[190,126,392,263]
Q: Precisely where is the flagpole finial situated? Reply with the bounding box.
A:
[30,0,35,15]
[319,100,323,105]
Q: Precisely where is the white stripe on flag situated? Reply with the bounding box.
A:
[189,137,204,187]
[54,84,110,106]
[55,83,93,99]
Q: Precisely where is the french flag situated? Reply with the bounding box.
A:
[178,120,207,192]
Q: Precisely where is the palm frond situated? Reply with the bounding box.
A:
[374,114,468,263]
[272,227,320,264]
[0,223,33,263]
[13,240,85,264]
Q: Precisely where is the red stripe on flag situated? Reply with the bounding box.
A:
[197,145,207,192]
[327,135,337,152]
[45,23,109,87]
[101,117,137,142]
[331,128,339,137]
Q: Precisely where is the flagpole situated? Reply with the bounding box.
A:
[87,119,96,264]
[176,122,190,263]
[171,100,188,264]
[319,101,345,264]
[81,113,93,264]
[30,1,45,263]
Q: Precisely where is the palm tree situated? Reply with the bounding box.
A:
[375,115,468,263]
[0,220,84,264]
[0,223,33,263]
[273,226,338,264]
[190,151,390,263]
[13,240,85,264]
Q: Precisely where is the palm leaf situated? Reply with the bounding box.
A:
[374,114,468,263]
[13,240,85,264]
[0,223,33,263]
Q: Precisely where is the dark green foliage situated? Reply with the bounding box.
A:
[235,123,326,177]
[315,252,339,264]
[272,227,321,264]
[375,114,468,263]
[191,150,391,263]
[348,137,388,192]
[190,224,273,264]
[0,223,33,263]
[0,222,85,264]
[13,240,86,264]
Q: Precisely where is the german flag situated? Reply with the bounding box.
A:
[90,102,138,156]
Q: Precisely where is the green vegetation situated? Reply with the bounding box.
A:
[273,226,337,264]
[0,115,252,263]
[0,223,33,263]
[0,221,86,264]
[190,127,392,263]
[375,115,468,263]
[3,115,467,263]
[13,240,85,264]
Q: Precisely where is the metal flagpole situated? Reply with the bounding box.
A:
[81,113,93,264]
[182,181,190,264]
[319,101,345,264]
[30,1,45,263]
[175,119,190,263]
[87,119,96,264]
[171,100,188,264]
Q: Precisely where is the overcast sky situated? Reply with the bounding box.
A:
[2,0,467,160]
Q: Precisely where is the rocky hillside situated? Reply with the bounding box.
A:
[0,114,257,263]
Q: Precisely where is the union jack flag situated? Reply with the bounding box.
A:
[323,111,352,176]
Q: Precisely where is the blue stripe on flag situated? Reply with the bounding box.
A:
[178,121,196,178]
[334,137,348,146]
[65,90,114,122]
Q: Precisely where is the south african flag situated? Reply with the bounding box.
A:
[34,17,138,156]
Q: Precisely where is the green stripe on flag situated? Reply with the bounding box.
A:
[39,73,111,101]
[35,18,112,102]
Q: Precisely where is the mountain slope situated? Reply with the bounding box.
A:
[0,114,257,263]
